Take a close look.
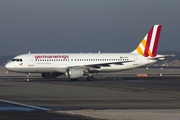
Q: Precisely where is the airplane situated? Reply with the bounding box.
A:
[5,25,166,81]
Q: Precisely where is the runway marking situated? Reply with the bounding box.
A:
[0,99,50,111]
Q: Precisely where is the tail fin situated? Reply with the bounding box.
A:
[132,25,162,57]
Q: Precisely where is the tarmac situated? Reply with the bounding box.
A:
[0,66,180,119]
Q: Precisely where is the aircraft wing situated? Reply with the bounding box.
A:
[64,60,134,70]
[83,60,134,69]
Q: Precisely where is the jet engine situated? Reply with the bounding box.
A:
[41,73,62,79]
[66,68,84,79]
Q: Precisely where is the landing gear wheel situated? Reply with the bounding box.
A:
[26,73,30,82]
[87,76,94,81]
[70,79,78,81]
[26,78,29,82]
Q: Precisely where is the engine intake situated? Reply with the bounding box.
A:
[66,68,84,79]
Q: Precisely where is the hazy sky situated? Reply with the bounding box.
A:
[0,0,180,55]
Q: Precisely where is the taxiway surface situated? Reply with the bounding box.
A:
[0,75,180,119]
[1,76,180,109]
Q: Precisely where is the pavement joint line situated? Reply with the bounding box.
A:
[0,99,50,111]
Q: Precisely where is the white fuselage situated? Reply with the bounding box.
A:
[5,53,159,73]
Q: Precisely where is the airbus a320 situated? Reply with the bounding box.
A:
[5,25,166,81]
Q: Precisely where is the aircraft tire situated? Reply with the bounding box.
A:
[87,76,94,81]
[70,79,78,81]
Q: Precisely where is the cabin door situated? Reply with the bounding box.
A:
[133,55,138,66]
[28,54,34,66]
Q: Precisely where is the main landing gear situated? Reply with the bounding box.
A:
[70,76,94,81]
[86,75,94,81]
[70,79,78,81]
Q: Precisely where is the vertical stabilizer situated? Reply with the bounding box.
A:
[132,25,162,57]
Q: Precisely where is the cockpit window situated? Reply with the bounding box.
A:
[12,58,23,62]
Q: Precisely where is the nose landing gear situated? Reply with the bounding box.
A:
[26,73,30,82]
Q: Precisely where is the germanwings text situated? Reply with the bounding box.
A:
[34,55,69,60]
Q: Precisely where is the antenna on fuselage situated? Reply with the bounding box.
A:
[98,51,101,53]
[28,51,31,54]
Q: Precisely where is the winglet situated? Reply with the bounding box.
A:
[132,25,162,57]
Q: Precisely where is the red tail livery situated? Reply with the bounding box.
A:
[132,25,162,57]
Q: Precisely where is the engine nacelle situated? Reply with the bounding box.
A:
[41,73,62,79]
[66,68,84,79]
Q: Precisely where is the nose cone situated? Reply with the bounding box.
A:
[5,62,13,71]
[5,63,10,70]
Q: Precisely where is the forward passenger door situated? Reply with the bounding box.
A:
[28,54,34,66]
